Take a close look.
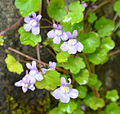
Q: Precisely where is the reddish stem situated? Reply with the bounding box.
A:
[0,17,23,36]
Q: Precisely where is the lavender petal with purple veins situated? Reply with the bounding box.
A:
[15,71,36,93]
[81,2,88,8]
[23,12,42,35]
[60,30,84,54]
[52,77,78,103]
[26,61,44,81]
[41,61,56,75]
[47,24,68,44]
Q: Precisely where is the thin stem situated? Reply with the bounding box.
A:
[37,44,41,69]
[113,13,118,21]
[8,47,69,73]
[40,26,53,28]
[91,0,112,12]
[82,54,91,73]
[0,17,23,36]
[109,49,120,56]
[41,18,52,24]
[46,0,50,5]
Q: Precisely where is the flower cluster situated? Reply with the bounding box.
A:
[15,61,43,93]
[52,77,78,103]
[47,24,84,54]
[24,12,42,35]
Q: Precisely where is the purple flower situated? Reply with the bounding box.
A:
[23,12,42,35]
[81,2,88,8]
[60,30,84,54]
[47,24,68,44]
[26,61,44,81]
[81,103,85,111]
[15,71,36,93]
[52,77,78,103]
[41,61,56,75]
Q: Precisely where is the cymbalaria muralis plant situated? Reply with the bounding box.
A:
[1,0,120,113]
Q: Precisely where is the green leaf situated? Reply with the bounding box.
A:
[47,0,67,21]
[95,17,115,37]
[88,74,98,86]
[58,101,77,113]
[101,37,115,52]
[88,12,97,24]
[5,54,23,75]
[18,27,41,47]
[64,57,86,74]
[72,109,84,114]
[105,103,120,114]
[117,30,120,38]
[77,86,87,98]
[0,36,4,46]
[95,80,102,91]
[15,0,41,17]
[78,32,100,53]
[106,90,119,102]
[89,97,105,110]
[49,108,65,114]
[35,70,60,90]
[114,1,120,17]
[56,51,70,63]
[73,69,89,85]
[61,22,83,33]
[88,47,109,65]
[63,1,85,24]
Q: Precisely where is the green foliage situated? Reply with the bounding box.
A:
[63,1,85,24]
[58,101,77,113]
[5,54,23,75]
[78,32,100,53]
[18,27,41,47]
[73,69,89,85]
[47,0,66,21]
[49,108,65,114]
[72,109,84,114]
[105,103,120,114]
[88,37,115,65]
[64,56,86,74]
[56,51,70,63]
[88,73,98,86]
[114,1,120,17]
[106,90,119,102]
[89,97,105,110]
[61,22,83,33]
[0,36,4,46]
[95,17,115,37]
[117,30,120,38]
[95,80,102,91]
[88,12,97,24]
[35,70,60,90]
[77,85,87,98]
[15,0,41,17]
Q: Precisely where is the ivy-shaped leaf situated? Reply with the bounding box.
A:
[56,51,70,63]
[49,108,65,114]
[35,70,60,90]
[89,97,105,110]
[18,27,41,47]
[105,103,120,114]
[106,90,119,102]
[77,85,87,98]
[78,32,100,53]
[47,0,67,21]
[63,1,85,24]
[88,12,97,24]
[15,0,41,17]
[58,101,77,113]
[73,69,89,85]
[5,54,23,75]
[95,17,115,37]
[64,57,86,74]
[114,1,120,17]
[88,73,98,86]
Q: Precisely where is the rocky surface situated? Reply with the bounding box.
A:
[0,0,120,113]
